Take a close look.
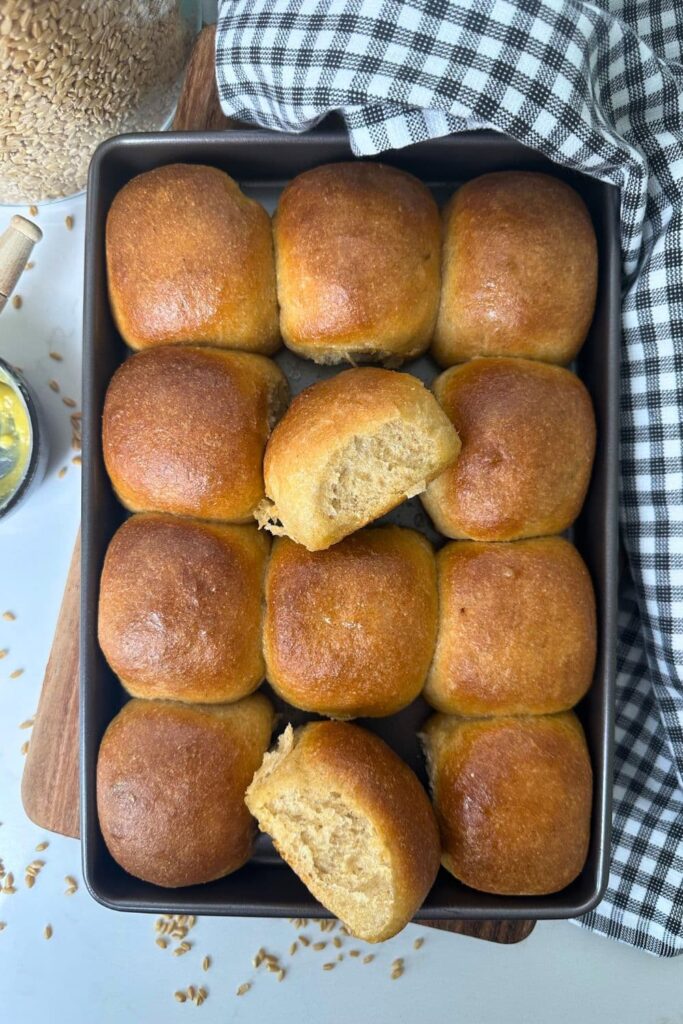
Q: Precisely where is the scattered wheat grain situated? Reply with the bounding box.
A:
[236,983,250,996]
[43,924,52,940]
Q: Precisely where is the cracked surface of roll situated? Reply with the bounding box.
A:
[106,163,280,353]
[256,367,461,550]
[263,526,437,718]
[432,171,598,366]
[96,694,275,888]
[422,358,595,541]
[425,537,596,716]
[421,711,592,896]
[245,722,441,941]
[102,346,289,522]
[98,515,270,704]
[274,161,441,365]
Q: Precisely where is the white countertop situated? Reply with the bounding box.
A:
[0,196,681,1024]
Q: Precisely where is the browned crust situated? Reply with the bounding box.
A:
[422,712,592,895]
[102,346,289,522]
[274,162,441,362]
[98,515,270,703]
[425,537,596,716]
[422,358,596,540]
[261,366,460,550]
[106,163,280,353]
[250,721,441,940]
[96,695,275,887]
[432,171,597,366]
[263,526,437,717]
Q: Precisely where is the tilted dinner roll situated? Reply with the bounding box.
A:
[425,538,596,716]
[274,162,441,364]
[98,515,270,704]
[421,358,595,541]
[432,171,598,366]
[263,526,437,718]
[102,346,289,522]
[421,712,593,896]
[97,694,275,888]
[256,367,460,550]
[246,722,441,942]
[106,163,280,353]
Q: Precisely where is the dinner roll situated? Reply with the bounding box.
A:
[264,527,437,718]
[274,162,440,364]
[106,163,280,353]
[246,722,440,942]
[103,346,289,522]
[421,711,592,895]
[432,171,598,366]
[425,538,596,716]
[99,515,269,704]
[97,694,274,888]
[421,358,595,541]
[256,367,460,550]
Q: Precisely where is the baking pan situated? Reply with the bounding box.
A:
[81,130,620,920]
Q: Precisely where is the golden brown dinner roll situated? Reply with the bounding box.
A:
[425,538,596,716]
[421,711,592,896]
[264,526,437,718]
[246,722,440,941]
[103,346,289,522]
[432,171,597,366]
[106,163,280,353]
[97,694,274,888]
[274,162,441,364]
[98,515,270,704]
[256,367,460,550]
[421,358,595,541]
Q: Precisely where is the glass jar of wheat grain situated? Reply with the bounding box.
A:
[0,1,200,205]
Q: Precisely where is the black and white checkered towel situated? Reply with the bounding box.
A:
[216,0,683,956]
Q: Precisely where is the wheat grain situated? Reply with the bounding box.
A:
[0,1,193,203]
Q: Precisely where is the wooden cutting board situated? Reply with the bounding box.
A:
[19,24,535,946]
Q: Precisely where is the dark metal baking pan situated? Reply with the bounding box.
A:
[81,130,620,920]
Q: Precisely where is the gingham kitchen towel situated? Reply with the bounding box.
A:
[215,0,683,956]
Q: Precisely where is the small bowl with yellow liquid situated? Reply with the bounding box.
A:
[0,358,48,520]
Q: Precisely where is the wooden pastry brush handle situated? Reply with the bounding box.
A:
[0,215,42,314]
